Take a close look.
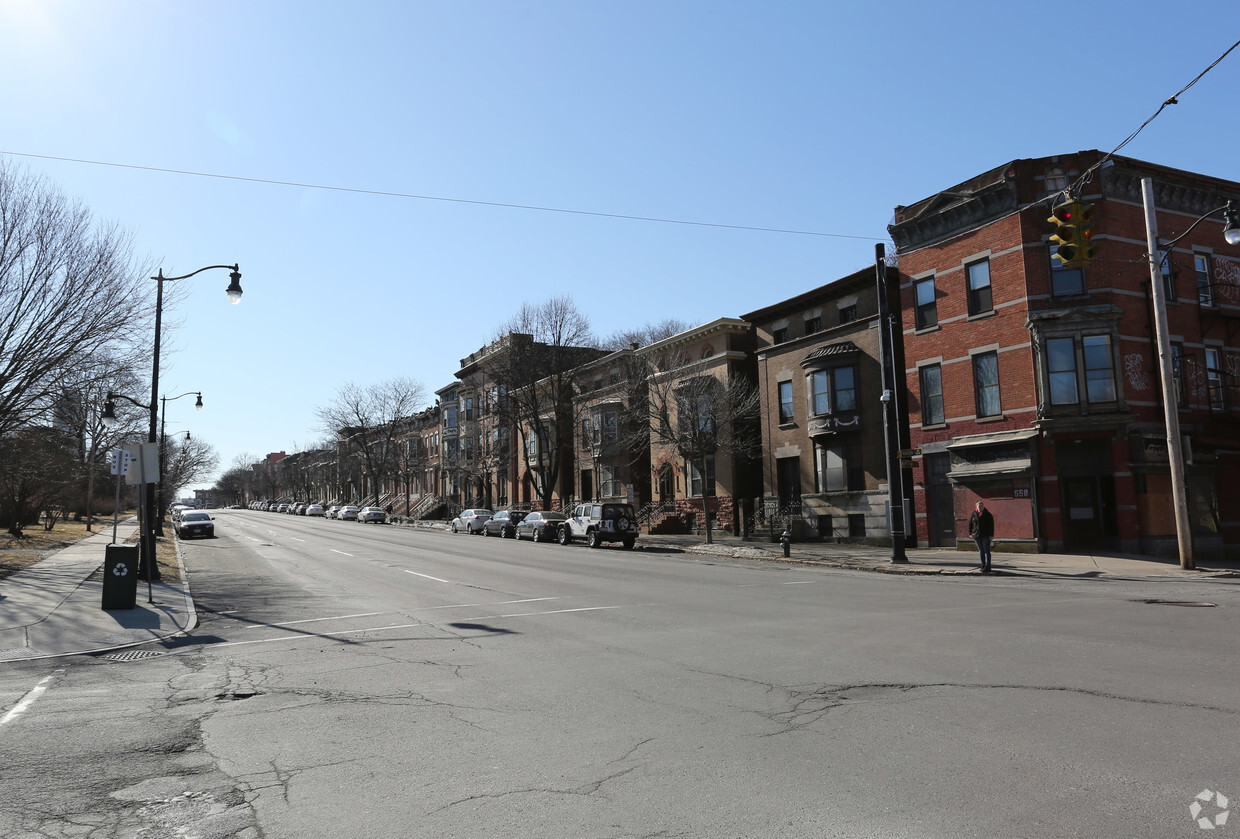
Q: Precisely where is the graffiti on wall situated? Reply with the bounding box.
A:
[1124,353,1151,391]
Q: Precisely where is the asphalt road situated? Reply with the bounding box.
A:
[2,509,1238,839]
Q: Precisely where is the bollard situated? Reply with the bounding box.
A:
[780,530,791,558]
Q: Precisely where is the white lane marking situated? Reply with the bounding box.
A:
[464,605,651,620]
[289,537,305,543]
[210,604,651,649]
[781,581,816,585]
[246,611,385,629]
[0,671,60,729]
[331,549,354,557]
[416,597,559,611]
[402,569,450,583]
[246,536,262,542]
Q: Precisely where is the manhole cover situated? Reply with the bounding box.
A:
[1137,599,1217,607]
[98,649,167,662]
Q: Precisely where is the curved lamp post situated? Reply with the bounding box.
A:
[142,264,242,579]
[156,391,202,535]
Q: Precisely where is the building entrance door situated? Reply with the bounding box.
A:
[1057,440,1118,551]
[658,465,674,503]
[777,457,801,511]
[924,453,956,547]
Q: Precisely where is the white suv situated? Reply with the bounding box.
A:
[559,502,638,549]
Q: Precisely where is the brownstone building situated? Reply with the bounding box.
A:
[743,265,908,541]
[892,151,1240,558]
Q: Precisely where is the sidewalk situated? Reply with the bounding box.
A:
[1,522,1236,663]
[0,521,196,662]
[637,530,1240,580]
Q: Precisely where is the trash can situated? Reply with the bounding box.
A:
[101,544,139,611]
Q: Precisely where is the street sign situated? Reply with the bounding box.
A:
[123,442,160,485]
[899,447,923,458]
[109,448,131,476]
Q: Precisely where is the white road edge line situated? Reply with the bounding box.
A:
[0,671,60,729]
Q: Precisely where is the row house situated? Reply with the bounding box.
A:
[891,151,1240,559]
[628,318,759,536]
[742,265,908,542]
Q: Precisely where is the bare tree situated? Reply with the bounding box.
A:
[625,350,762,543]
[0,427,79,536]
[52,352,146,529]
[161,435,219,503]
[482,297,602,510]
[601,318,692,351]
[316,377,429,506]
[0,161,150,441]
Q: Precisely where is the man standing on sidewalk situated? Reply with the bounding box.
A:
[969,501,994,573]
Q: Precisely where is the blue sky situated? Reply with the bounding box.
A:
[2,1,1238,494]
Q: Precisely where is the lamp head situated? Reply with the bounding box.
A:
[101,396,118,429]
[195,393,204,411]
[225,266,243,305]
[1223,201,1240,247]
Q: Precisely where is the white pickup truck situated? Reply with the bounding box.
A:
[558,502,639,549]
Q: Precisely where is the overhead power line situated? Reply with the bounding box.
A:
[0,149,882,242]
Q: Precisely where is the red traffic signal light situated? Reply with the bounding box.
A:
[1048,200,1096,268]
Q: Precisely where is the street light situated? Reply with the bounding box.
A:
[143,264,241,580]
[156,391,202,535]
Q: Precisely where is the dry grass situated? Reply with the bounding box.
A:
[0,513,182,584]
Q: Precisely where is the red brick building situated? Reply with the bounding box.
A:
[891,151,1240,559]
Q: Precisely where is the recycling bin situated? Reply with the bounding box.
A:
[101,544,139,611]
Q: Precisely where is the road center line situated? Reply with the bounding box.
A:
[1,671,60,729]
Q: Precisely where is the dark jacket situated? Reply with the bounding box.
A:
[969,508,994,539]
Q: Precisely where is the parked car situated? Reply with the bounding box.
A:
[275,503,289,513]
[305,504,325,517]
[325,505,341,519]
[482,510,526,537]
[559,502,638,549]
[357,507,387,524]
[338,505,360,521]
[451,509,493,534]
[515,510,567,543]
[175,511,215,539]
[294,503,309,515]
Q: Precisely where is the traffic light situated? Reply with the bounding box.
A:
[1048,200,1097,268]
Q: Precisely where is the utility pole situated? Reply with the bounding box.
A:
[1141,178,1194,570]
[876,243,908,563]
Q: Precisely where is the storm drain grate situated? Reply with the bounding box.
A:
[1137,599,1217,607]
[98,649,167,662]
